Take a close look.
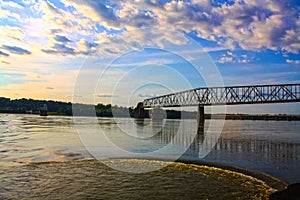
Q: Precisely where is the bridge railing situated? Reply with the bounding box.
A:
[143,84,300,108]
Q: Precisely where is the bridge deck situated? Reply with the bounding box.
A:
[143,84,300,108]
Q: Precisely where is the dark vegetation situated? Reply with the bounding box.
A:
[0,97,73,115]
[0,97,299,120]
[0,97,128,117]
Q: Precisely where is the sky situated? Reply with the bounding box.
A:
[0,0,299,113]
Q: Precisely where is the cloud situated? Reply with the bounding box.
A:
[1,1,24,9]
[39,0,98,36]
[218,55,233,64]
[54,35,72,43]
[55,0,299,54]
[110,58,174,68]
[42,36,100,56]
[42,43,75,55]
[138,94,157,98]
[97,94,118,98]
[76,39,98,55]
[1,45,31,55]
[1,0,300,59]
[286,59,300,65]
[0,50,9,57]
[217,51,253,63]
[45,87,54,90]
[0,26,24,42]
[61,0,121,29]
[1,61,10,64]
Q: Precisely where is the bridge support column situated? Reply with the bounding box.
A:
[133,102,145,125]
[197,105,205,134]
[134,102,145,119]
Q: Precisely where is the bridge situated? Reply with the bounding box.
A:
[135,84,300,132]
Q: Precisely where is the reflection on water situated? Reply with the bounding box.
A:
[0,114,300,182]
[128,119,300,183]
[199,121,300,183]
[0,114,87,166]
[0,114,300,198]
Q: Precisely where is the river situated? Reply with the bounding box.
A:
[0,114,299,199]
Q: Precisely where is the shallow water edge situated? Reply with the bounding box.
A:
[1,158,278,200]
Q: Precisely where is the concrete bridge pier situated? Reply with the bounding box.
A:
[134,102,145,119]
[133,102,145,126]
[197,105,205,134]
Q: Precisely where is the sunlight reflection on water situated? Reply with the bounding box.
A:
[0,114,299,182]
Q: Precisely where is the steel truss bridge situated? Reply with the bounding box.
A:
[143,84,300,108]
[137,84,300,133]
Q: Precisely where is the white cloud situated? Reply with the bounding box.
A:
[97,94,118,98]
[286,59,300,65]
[218,55,233,63]
[1,0,24,9]
[138,93,157,98]
[63,0,299,54]
[217,51,253,63]
[0,26,25,42]
[2,0,299,58]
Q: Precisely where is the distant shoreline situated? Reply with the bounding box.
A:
[209,113,300,121]
[1,111,300,121]
[1,97,299,121]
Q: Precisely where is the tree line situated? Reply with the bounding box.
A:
[0,97,189,118]
[0,97,132,117]
[1,97,298,120]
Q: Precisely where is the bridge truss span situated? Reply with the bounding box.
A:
[143,84,300,108]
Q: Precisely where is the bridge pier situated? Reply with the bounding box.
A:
[134,102,145,119]
[197,105,205,134]
[133,102,145,125]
